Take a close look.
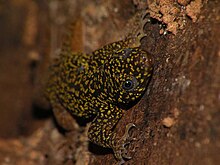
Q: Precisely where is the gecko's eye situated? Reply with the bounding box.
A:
[122,79,134,90]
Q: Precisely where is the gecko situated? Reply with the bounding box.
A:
[46,12,153,164]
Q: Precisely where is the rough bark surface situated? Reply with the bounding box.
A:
[0,0,219,165]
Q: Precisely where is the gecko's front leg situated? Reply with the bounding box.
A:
[88,104,135,163]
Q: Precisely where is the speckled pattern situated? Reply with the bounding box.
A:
[46,26,153,162]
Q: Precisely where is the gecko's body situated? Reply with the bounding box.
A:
[46,17,153,163]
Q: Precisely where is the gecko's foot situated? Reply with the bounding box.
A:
[128,12,151,48]
[136,13,151,41]
[113,123,137,164]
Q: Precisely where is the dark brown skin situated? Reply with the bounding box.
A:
[46,16,153,164]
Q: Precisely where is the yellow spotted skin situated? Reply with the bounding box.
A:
[46,35,153,162]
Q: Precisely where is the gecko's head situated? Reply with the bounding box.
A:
[104,47,153,105]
